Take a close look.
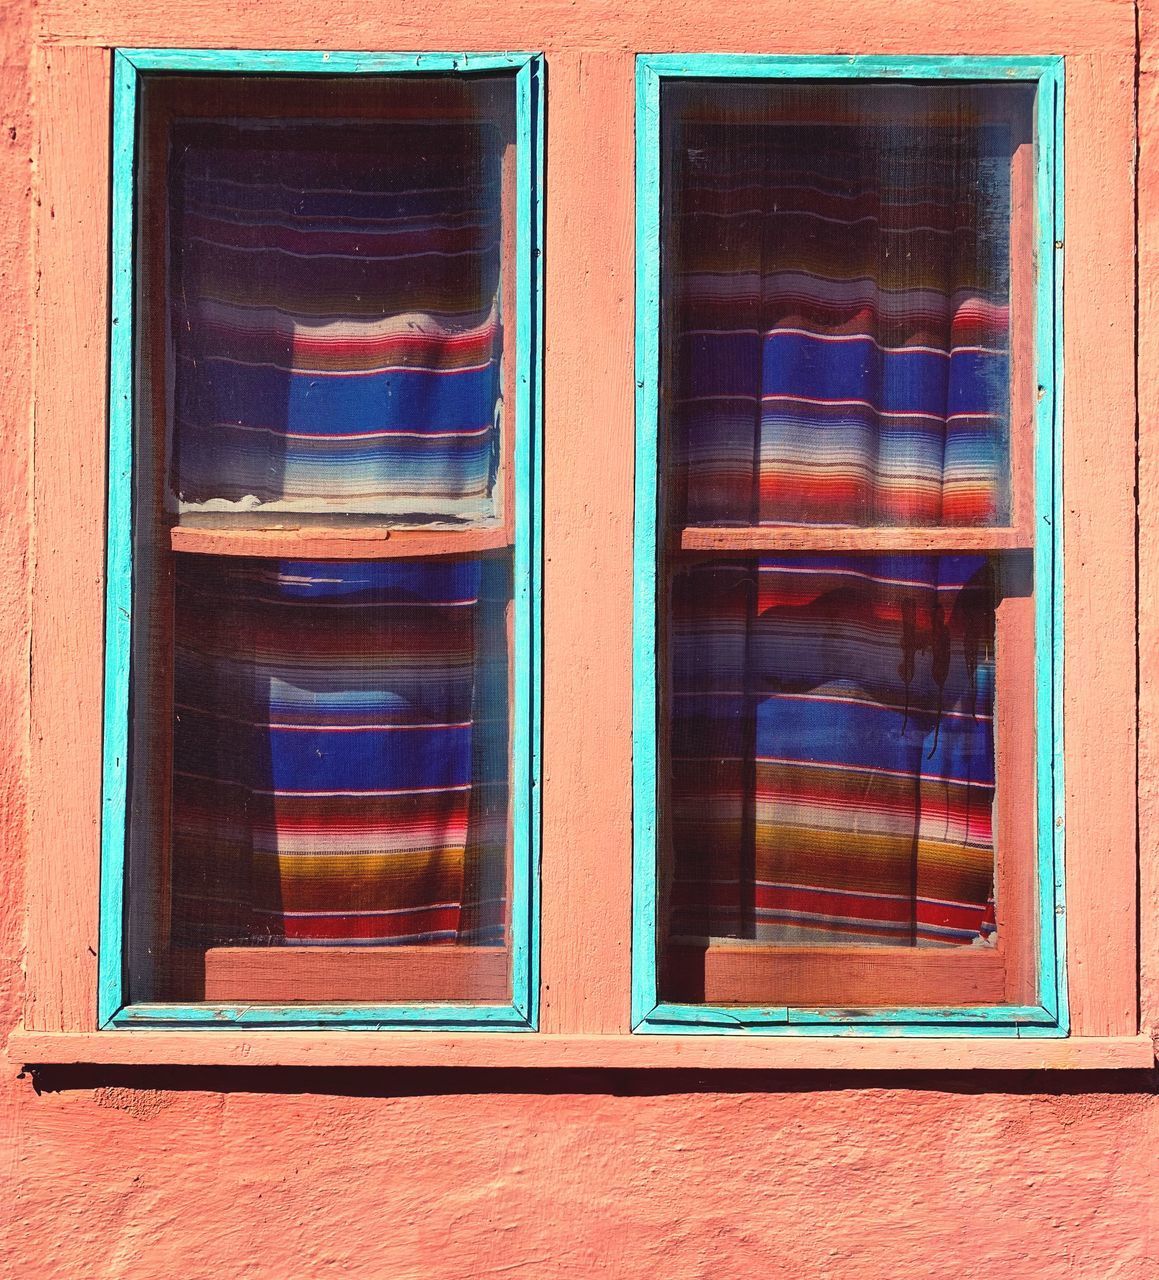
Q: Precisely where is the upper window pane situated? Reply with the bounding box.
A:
[662,81,1033,529]
[165,77,511,527]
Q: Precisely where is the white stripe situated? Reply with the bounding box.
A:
[180,351,497,380]
[185,233,491,264]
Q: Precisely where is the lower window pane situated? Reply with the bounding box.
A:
[130,554,510,1003]
[663,553,1006,1004]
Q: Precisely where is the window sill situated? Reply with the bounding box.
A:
[7,1027,1155,1071]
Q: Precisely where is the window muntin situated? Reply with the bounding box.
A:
[108,61,541,1021]
[635,64,1060,1028]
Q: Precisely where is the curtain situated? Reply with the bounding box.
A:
[170,556,508,948]
[169,114,504,521]
[668,554,997,947]
[668,93,1012,528]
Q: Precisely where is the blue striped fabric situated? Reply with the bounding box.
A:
[168,111,507,521]
[664,87,1016,528]
[668,554,998,947]
[170,556,509,947]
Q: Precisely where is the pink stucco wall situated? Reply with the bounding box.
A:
[2,4,1157,1275]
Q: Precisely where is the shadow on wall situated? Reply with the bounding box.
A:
[16,1064,1159,1101]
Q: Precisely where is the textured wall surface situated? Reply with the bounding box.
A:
[2,1069,1158,1276]
[2,3,1158,1277]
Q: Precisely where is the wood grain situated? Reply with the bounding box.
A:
[994,559,1039,1004]
[7,1026,1154,1070]
[677,526,1030,553]
[1061,55,1138,1036]
[35,0,1136,57]
[539,51,636,1034]
[170,523,512,559]
[1134,0,1159,1043]
[24,46,110,1033]
[662,943,1007,1007]
[167,945,510,1003]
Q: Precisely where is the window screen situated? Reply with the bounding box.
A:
[125,73,521,1006]
[654,80,1039,1009]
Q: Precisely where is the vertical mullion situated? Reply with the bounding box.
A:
[540,50,637,1034]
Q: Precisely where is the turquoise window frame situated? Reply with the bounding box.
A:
[632,53,1067,1037]
[100,48,543,1031]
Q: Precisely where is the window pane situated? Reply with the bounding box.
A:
[662,82,1031,529]
[168,80,510,526]
[664,554,997,953]
[125,73,523,1007]
[170,556,508,952]
[653,78,1038,1010]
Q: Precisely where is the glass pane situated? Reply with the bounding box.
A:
[125,73,522,1007]
[131,552,511,1004]
[170,555,508,951]
[664,554,997,957]
[662,82,1032,528]
[166,78,511,526]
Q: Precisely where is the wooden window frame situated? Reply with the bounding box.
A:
[102,48,544,1030]
[9,4,1149,1071]
[633,54,1064,1034]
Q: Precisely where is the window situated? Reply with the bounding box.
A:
[633,57,1066,1033]
[100,51,542,1028]
[15,33,1145,1069]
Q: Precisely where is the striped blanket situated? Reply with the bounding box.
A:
[170,556,509,947]
[667,102,1012,527]
[668,555,997,947]
[169,113,505,521]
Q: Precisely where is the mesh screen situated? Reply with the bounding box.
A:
[169,87,507,523]
[662,82,1027,528]
[169,555,509,951]
[127,74,518,1005]
[665,554,997,949]
[657,81,1031,1006]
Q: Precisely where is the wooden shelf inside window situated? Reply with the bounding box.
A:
[169,523,513,560]
[663,942,1008,1008]
[675,526,1032,555]
[165,945,510,1004]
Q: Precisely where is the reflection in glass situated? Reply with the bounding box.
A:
[169,91,509,523]
[170,555,509,951]
[663,83,1027,528]
[666,554,998,950]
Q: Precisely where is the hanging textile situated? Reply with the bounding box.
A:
[170,556,509,947]
[169,114,505,520]
[668,91,1012,528]
[668,554,997,947]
